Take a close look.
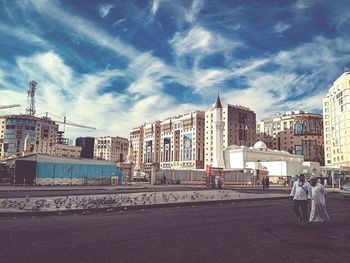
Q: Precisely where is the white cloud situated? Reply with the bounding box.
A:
[185,0,204,23]
[151,0,161,16]
[27,0,138,59]
[0,23,48,47]
[170,26,237,57]
[273,22,291,34]
[294,0,318,10]
[99,4,115,18]
[112,18,126,27]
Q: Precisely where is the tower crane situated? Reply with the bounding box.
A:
[41,112,96,131]
[0,104,21,110]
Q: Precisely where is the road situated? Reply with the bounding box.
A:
[0,193,349,263]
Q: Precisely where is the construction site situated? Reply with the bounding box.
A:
[0,81,123,186]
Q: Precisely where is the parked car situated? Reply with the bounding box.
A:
[340,183,350,199]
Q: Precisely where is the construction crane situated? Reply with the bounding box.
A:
[41,112,96,131]
[0,104,21,110]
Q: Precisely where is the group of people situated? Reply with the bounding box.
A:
[290,174,330,226]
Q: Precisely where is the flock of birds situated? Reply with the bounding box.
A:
[0,190,234,212]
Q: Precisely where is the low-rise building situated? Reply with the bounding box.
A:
[224,141,304,183]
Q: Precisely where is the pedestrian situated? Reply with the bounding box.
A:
[290,174,312,226]
[262,177,266,190]
[309,176,330,224]
[265,176,270,190]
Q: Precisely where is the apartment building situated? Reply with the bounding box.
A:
[94,136,128,162]
[0,115,58,160]
[129,126,144,170]
[143,121,161,168]
[205,100,256,167]
[160,111,205,170]
[256,111,324,164]
[323,69,350,166]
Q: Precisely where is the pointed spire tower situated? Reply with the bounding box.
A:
[212,93,225,168]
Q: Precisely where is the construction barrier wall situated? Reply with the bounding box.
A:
[35,162,123,186]
[158,169,253,184]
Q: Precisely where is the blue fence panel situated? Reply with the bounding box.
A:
[36,162,123,184]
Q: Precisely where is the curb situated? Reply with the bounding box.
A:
[0,196,289,218]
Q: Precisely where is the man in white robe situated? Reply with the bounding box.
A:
[290,174,312,226]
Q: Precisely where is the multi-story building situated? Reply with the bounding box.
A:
[0,115,58,160]
[55,143,82,158]
[143,121,161,169]
[256,111,324,164]
[94,136,128,162]
[76,137,95,159]
[129,126,144,170]
[160,111,205,170]
[205,97,256,167]
[323,69,350,166]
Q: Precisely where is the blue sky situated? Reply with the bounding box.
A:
[0,0,350,139]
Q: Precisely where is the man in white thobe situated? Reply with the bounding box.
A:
[290,174,312,226]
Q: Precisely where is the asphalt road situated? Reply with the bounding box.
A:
[0,193,349,263]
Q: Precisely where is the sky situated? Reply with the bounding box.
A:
[0,0,350,140]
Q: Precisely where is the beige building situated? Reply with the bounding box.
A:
[94,136,128,162]
[256,111,324,165]
[129,126,144,170]
[160,111,205,170]
[323,69,350,166]
[143,121,161,169]
[0,115,58,160]
[55,143,82,158]
[205,101,256,167]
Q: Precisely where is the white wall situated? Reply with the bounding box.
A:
[224,151,244,169]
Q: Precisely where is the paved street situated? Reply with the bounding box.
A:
[0,193,349,263]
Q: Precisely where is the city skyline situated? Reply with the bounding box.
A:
[1,0,350,139]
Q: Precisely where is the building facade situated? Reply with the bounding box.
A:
[160,111,205,170]
[256,111,324,165]
[94,136,128,162]
[0,115,58,160]
[55,143,82,158]
[323,69,350,166]
[143,121,161,168]
[224,141,304,183]
[76,137,95,159]
[129,126,144,170]
[205,100,256,167]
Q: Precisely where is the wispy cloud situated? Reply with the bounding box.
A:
[112,18,126,27]
[99,3,115,18]
[151,0,161,16]
[273,22,291,34]
[185,0,204,23]
[27,0,138,59]
[170,26,238,57]
[0,23,48,47]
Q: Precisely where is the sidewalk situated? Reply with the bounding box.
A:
[0,189,289,216]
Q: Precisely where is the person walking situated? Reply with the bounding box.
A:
[290,174,312,226]
[262,177,266,190]
[309,176,330,223]
[265,176,270,190]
